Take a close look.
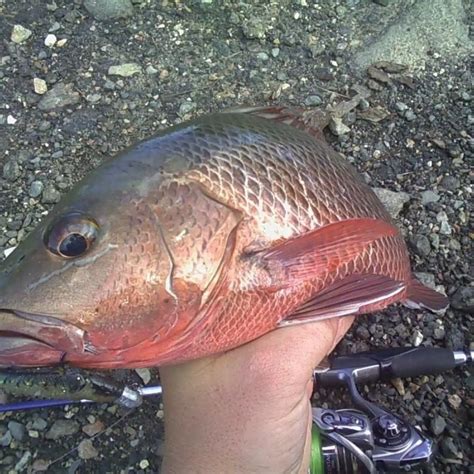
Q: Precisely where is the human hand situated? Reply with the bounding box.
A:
[160,316,354,474]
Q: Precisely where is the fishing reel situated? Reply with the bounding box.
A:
[311,387,434,474]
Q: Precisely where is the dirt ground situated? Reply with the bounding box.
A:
[0,1,472,473]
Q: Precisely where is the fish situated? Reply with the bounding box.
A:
[0,107,448,369]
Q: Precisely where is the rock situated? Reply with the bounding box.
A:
[38,83,80,110]
[31,418,48,431]
[353,0,472,70]
[78,439,99,460]
[84,0,134,21]
[420,190,440,205]
[391,377,405,396]
[371,187,410,218]
[8,421,26,442]
[82,420,105,437]
[178,101,196,117]
[3,160,21,182]
[13,450,31,471]
[33,78,48,95]
[145,65,158,75]
[45,420,79,440]
[256,52,269,61]
[450,286,474,313]
[44,34,57,47]
[304,95,322,106]
[108,63,142,77]
[139,459,150,469]
[31,460,50,472]
[0,429,12,447]
[411,234,431,257]
[29,181,44,198]
[440,175,460,191]
[135,368,151,384]
[329,117,350,136]
[447,393,462,410]
[440,437,459,457]
[436,211,452,235]
[430,415,446,436]
[404,110,416,121]
[11,25,32,43]
[412,329,423,346]
[42,185,61,204]
[355,325,370,340]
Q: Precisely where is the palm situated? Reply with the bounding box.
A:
[160,316,354,474]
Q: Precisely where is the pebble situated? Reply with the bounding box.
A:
[45,420,79,440]
[135,368,151,384]
[139,459,150,469]
[8,421,26,442]
[450,286,474,312]
[178,101,196,116]
[440,175,460,191]
[436,211,452,235]
[441,437,459,457]
[84,0,134,21]
[395,102,408,113]
[14,450,31,472]
[447,393,462,410]
[420,190,440,205]
[145,65,158,75]
[0,430,12,447]
[38,83,80,110]
[11,25,32,43]
[41,185,61,204]
[329,117,350,136]
[256,52,269,61]
[108,63,142,77]
[33,78,48,95]
[404,110,416,121]
[29,181,44,198]
[3,160,21,182]
[411,234,431,257]
[82,420,105,437]
[304,95,322,106]
[78,439,99,460]
[412,329,423,346]
[44,34,57,47]
[371,187,410,218]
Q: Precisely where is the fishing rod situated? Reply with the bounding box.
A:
[1,346,472,473]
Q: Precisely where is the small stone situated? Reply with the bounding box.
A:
[3,160,21,182]
[14,451,31,472]
[7,115,17,125]
[271,48,280,57]
[355,325,370,340]
[447,393,462,410]
[82,420,105,437]
[420,190,440,205]
[38,83,80,110]
[404,110,416,121]
[371,188,410,218]
[145,65,158,75]
[411,234,431,257]
[11,25,32,44]
[0,430,12,447]
[84,0,134,21]
[45,420,79,440]
[436,211,451,235]
[395,102,408,113]
[329,117,350,136]
[28,430,39,438]
[304,95,322,106]
[135,368,151,384]
[8,421,26,442]
[450,286,474,313]
[33,78,48,95]
[42,185,61,204]
[86,93,102,103]
[31,417,48,431]
[78,439,99,460]
[139,459,150,469]
[29,181,44,198]
[256,52,269,61]
[178,101,195,116]
[44,34,57,47]
[440,437,459,458]
[31,460,50,472]
[440,175,460,191]
[412,329,423,347]
[108,63,142,77]
[57,38,68,47]
[391,377,405,396]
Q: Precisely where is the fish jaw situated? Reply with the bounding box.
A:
[0,309,90,367]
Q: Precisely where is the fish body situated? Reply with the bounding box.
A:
[0,109,448,368]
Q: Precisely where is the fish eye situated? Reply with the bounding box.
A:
[44,213,99,259]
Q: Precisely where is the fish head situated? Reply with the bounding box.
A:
[0,165,202,368]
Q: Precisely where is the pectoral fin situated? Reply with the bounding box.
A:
[260,218,399,283]
[279,273,406,326]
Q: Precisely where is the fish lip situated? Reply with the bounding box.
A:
[0,308,95,355]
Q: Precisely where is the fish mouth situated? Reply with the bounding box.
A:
[0,309,91,367]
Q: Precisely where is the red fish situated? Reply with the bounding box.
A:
[0,108,448,368]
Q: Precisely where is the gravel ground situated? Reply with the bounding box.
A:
[0,1,472,473]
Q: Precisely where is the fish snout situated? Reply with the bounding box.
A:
[0,309,91,367]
